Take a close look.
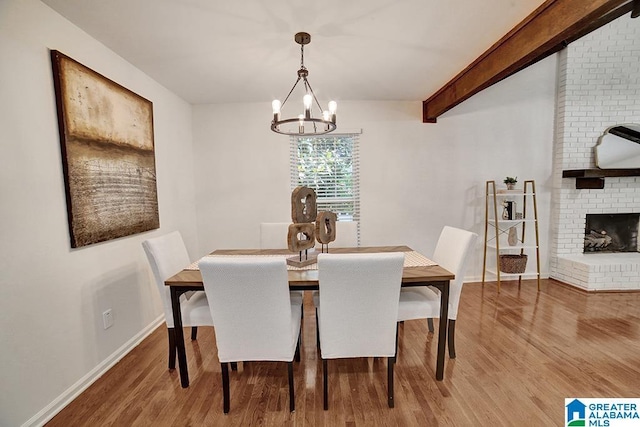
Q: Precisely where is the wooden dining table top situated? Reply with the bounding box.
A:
[164,245,454,289]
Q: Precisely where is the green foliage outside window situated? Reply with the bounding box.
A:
[292,135,358,220]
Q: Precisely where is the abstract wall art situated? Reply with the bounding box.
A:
[50,50,159,248]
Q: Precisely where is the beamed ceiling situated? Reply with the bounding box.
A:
[423,0,637,122]
[41,0,637,122]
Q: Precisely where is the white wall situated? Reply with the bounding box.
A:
[192,55,557,280]
[0,1,199,426]
[0,1,558,424]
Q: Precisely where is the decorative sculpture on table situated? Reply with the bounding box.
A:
[315,210,337,252]
[286,186,337,267]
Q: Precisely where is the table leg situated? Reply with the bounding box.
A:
[170,287,189,388]
[435,281,450,381]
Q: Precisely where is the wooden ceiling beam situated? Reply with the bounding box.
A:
[422,0,634,123]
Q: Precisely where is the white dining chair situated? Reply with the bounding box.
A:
[259,222,291,249]
[332,220,359,247]
[259,222,304,308]
[397,226,477,358]
[199,256,302,414]
[316,252,404,409]
[310,219,358,310]
[142,231,214,370]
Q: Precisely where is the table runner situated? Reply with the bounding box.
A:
[186,251,437,271]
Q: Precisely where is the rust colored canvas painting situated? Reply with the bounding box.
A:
[51,50,159,248]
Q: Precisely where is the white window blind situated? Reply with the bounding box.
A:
[290,133,360,227]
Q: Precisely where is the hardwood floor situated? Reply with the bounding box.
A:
[47,279,640,426]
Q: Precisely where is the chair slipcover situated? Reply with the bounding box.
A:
[142,231,213,329]
[199,256,302,363]
[397,226,477,359]
[398,226,477,323]
[317,252,403,358]
[200,256,302,413]
[259,222,304,306]
[316,252,404,409]
[332,221,359,247]
[259,222,291,249]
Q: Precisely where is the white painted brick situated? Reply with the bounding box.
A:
[552,17,640,290]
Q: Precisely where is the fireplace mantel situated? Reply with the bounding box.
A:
[562,168,640,189]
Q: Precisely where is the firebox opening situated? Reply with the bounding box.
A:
[584,213,640,253]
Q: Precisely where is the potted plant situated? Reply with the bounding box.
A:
[503,176,518,190]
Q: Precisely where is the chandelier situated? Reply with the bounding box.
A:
[271,32,337,136]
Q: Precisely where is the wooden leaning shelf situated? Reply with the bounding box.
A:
[482,180,541,292]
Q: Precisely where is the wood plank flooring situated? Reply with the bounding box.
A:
[47,279,640,426]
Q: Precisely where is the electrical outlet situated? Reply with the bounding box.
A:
[102,309,113,329]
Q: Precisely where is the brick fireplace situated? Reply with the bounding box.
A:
[550,17,640,291]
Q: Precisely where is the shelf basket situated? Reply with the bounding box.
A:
[499,254,528,274]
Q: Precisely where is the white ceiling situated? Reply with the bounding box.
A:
[41,0,547,105]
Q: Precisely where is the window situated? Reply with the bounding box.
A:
[290,133,360,224]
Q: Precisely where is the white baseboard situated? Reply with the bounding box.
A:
[22,316,164,427]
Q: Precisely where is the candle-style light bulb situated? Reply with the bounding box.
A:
[303,94,312,119]
[272,99,281,124]
[298,114,305,134]
[272,99,281,114]
[323,110,330,131]
[328,101,337,123]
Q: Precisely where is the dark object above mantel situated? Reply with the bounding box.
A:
[562,168,640,189]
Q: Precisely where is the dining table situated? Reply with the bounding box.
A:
[164,245,454,388]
